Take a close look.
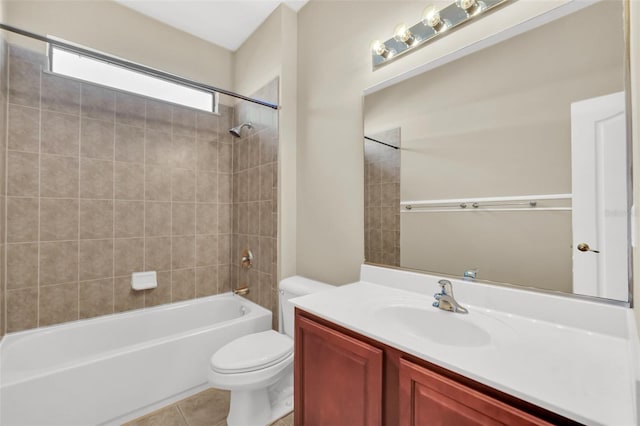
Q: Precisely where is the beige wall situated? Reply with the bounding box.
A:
[4,0,233,100]
[363,1,623,292]
[631,0,640,331]
[296,0,585,285]
[233,5,298,281]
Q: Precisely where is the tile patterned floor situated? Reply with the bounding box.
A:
[123,388,294,426]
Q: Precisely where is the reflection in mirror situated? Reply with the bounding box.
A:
[363,0,630,302]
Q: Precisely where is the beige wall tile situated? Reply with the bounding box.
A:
[9,58,41,108]
[39,241,79,285]
[79,239,113,281]
[247,135,259,169]
[115,123,145,164]
[259,201,273,237]
[145,237,171,271]
[114,276,144,312]
[217,235,231,265]
[172,203,195,236]
[259,164,273,201]
[6,287,38,332]
[81,84,115,122]
[172,135,196,169]
[196,139,218,171]
[196,171,217,202]
[80,158,113,199]
[40,155,79,198]
[81,117,115,160]
[146,100,172,133]
[114,238,144,276]
[80,199,113,239]
[259,131,277,164]
[40,198,79,241]
[196,111,218,139]
[172,106,196,138]
[236,170,248,203]
[39,282,79,326]
[115,201,144,238]
[172,268,195,302]
[8,104,39,152]
[79,278,114,319]
[116,92,146,128]
[7,151,38,196]
[145,166,171,201]
[145,130,172,166]
[6,243,38,289]
[218,173,232,204]
[196,235,217,267]
[218,204,232,235]
[218,142,232,173]
[172,236,195,269]
[196,266,218,297]
[196,203,217,235]
[41,111,80,156]
[172,169,195,201]
[218,264,231,293]
[145,202,171,237]
[7,197,39,242]
[41,73,81,115]
[144,271,171,307]
[115,162,144,200]
[247,202,259,235]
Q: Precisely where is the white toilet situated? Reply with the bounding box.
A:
[209,276,334,426]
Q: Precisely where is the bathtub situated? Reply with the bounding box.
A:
[0,293,271,425]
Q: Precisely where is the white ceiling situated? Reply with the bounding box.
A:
[114,0,308,51]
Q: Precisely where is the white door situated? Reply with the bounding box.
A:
[571,92,628,301]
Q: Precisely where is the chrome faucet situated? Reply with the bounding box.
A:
[463,269,477,281]
[433,279,469,314]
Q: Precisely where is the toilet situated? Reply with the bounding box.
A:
[209,276,334,426]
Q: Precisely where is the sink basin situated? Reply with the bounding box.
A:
[376,306,492,347]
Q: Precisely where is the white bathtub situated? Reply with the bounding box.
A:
[0,293,271,425]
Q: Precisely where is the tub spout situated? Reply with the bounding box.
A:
[233,286,250,296]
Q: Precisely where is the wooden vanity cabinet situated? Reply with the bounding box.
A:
[294,309,579,426]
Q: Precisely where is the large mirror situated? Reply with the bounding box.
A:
[363,0,631,302]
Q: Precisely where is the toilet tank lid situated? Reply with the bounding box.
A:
[279,276,335,296]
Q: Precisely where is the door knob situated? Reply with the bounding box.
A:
[577,243,600,253]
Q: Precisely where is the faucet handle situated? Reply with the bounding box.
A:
[437,279,453,295]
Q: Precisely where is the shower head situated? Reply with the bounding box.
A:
[229,122,253,137]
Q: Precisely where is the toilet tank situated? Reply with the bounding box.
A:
[279,276,334,338]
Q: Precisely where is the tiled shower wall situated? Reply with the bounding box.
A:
[364,127,400,267]
[4,44,237,332]
[0,39,8,338]
[231,79,279,329]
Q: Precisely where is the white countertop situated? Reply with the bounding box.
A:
[292,274,638,426]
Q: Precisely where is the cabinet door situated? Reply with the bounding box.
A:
[295,314,383,426]
[399,359,551,426]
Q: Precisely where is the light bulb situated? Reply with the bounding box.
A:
[422,6,441,28]
[370,40,394,59]
[457,0,487,15]
[393,24,416,46]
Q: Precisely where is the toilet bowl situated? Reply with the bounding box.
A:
[208,276,334,426]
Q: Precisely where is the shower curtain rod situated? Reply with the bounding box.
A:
[364,136,399,149]
[0,23,280,110]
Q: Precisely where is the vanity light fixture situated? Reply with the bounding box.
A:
[371,0,509,68]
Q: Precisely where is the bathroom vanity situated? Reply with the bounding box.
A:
[292,265,639,426]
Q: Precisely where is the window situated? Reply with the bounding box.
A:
[50,46,217,113]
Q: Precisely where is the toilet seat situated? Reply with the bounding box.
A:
[211,330,293,374]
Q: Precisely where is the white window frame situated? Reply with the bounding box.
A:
[49,45,218,113]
